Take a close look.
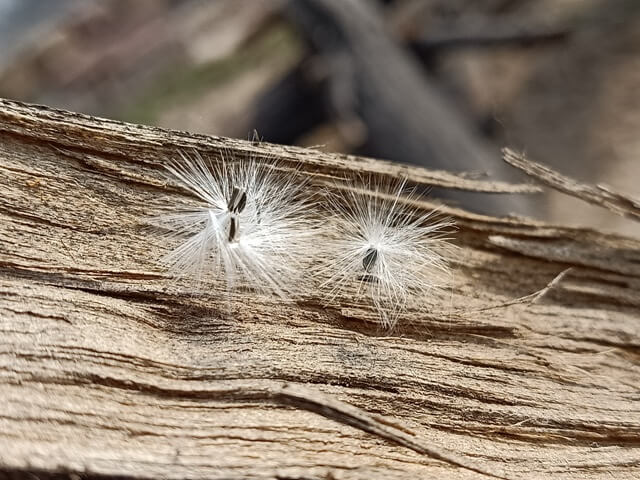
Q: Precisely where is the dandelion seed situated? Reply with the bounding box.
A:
[319,175,456,329]
[153,150,315,300]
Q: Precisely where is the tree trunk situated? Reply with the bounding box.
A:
[0,98,638,480]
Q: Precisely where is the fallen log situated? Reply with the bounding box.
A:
[0,98,638,480]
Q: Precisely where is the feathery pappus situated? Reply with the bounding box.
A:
[318,176,456,329]
[153,150,315,300]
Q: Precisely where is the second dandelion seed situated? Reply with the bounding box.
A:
[319,176,456,329]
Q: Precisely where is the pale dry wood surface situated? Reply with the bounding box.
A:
[503,148,640,222]
[0,98,639,480]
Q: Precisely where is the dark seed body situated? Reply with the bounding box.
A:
[363,247,378,273]
[229,187,247,214]
[228,216,238,242]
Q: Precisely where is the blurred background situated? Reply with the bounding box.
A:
[1,0,638,234]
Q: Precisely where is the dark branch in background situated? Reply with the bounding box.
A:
[249,61,330,146]
[410,18,570,57]
[247,0,535,217]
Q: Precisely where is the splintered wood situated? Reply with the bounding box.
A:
[0,99,638,480]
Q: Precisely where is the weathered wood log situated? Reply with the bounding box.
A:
[0,98,639,480]
[503,148,640,222]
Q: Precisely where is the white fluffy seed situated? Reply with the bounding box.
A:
[318,175,456,329]
[153,150,315,300]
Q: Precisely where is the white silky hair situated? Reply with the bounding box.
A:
[154,150,315,300]
[319,176,456,329]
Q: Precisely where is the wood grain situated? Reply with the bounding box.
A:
[0,98,638,479]
[503,147,640,221]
